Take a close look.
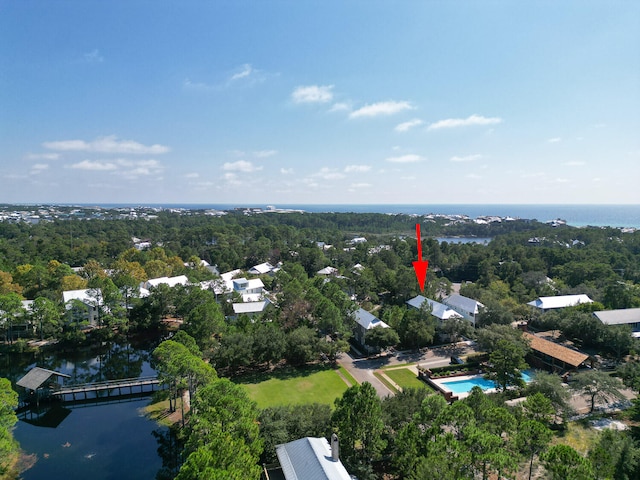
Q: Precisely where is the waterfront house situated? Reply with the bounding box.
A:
[62,288,103,327]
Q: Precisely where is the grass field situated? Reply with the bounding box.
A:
[384,368,434,392]
[236,365,351,409]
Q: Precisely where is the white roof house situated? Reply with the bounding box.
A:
[232,299,272,316]
[527,294,593,312]
[406,295,463,321]
[233,278,264,293]
[62,288,103,326]
[353,307,390,352]
[354,308,389,331]
[442,294,484,326]
[143,275,189,289]
[62,288,102,305]
[275,436,351,480]
[220,269,243,282]
[248,262,277,275]
[317,266,338,276]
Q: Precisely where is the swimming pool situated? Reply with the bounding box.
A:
[441,370,534,394]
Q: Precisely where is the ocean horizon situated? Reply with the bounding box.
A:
[63,203,640,229]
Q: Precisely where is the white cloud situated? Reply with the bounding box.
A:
[349,183,371,189]
[253,150,278,158]
[450,154,483,162]
[547,137,562,143]
[184,172,200,179]
[230,64,253,81]
[26,153,60,160]
[466,173,482,179]
[183,78,215,90]
[223,173,241,185]
[329,102,350,113]
[394,119,423,132]
[313,167,345,180]
[563,161,585,166]
[64,158,164,178]
[292,85,334,104]
[385,154,423,163]
[344,165,371,173]
[280,168,294,175]
[222,160,263,173]
[427,114,503,130]
[44,135,170,154]
[349,101,414,119]
[116,159,163,178]
[30,163,49,175]
[67,160,118,171]
[83,49,104,63]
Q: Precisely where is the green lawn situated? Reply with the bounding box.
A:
[237,365,351,409]
[384,368,434,392]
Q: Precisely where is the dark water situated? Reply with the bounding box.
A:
[3,337,174,480]
[13,399,167,480]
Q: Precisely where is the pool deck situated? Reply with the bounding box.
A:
[430,374,497,399]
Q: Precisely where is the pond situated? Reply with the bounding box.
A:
[1,335,179,480]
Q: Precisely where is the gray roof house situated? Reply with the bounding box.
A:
[273,435,352,480]
[594,308,640,337]
[442,294,484,327]
[406,295,463,322]
[353,307,390,352]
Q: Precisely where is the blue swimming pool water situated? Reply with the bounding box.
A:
[442,371,534,394]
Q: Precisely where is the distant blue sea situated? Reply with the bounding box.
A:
[80,204,640,229]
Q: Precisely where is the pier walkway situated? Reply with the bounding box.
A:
[51,376,163,402]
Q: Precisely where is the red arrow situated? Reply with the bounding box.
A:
[412,224,429,291]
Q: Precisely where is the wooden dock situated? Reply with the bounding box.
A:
[51,376,163,402]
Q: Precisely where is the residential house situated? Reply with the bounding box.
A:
[142,275,190,290]
[353,307,390,353]
[594,308,640,337]
[248,262,280,276]
[527,294,593,313]
[442,294,484,327]
[232,298,272,318]
[406,295,463,324]
[317,266,338,276]
[62,288,103,327]
[233,278,265,302]
[267,435,351,480]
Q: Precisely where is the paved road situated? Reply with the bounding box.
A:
[337,341,480,398]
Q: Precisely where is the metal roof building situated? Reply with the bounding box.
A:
[527,294,593,312]
[406,295,463,321]
[275,436,352,480]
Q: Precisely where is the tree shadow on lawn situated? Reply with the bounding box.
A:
[232,363,339,385]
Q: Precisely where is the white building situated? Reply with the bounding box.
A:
[442,294,484,327]
[406,295,463,323]
[527,294,593,312]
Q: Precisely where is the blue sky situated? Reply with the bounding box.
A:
[1,1,639,205]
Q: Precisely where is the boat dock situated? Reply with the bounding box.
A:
[51,376,163,402]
